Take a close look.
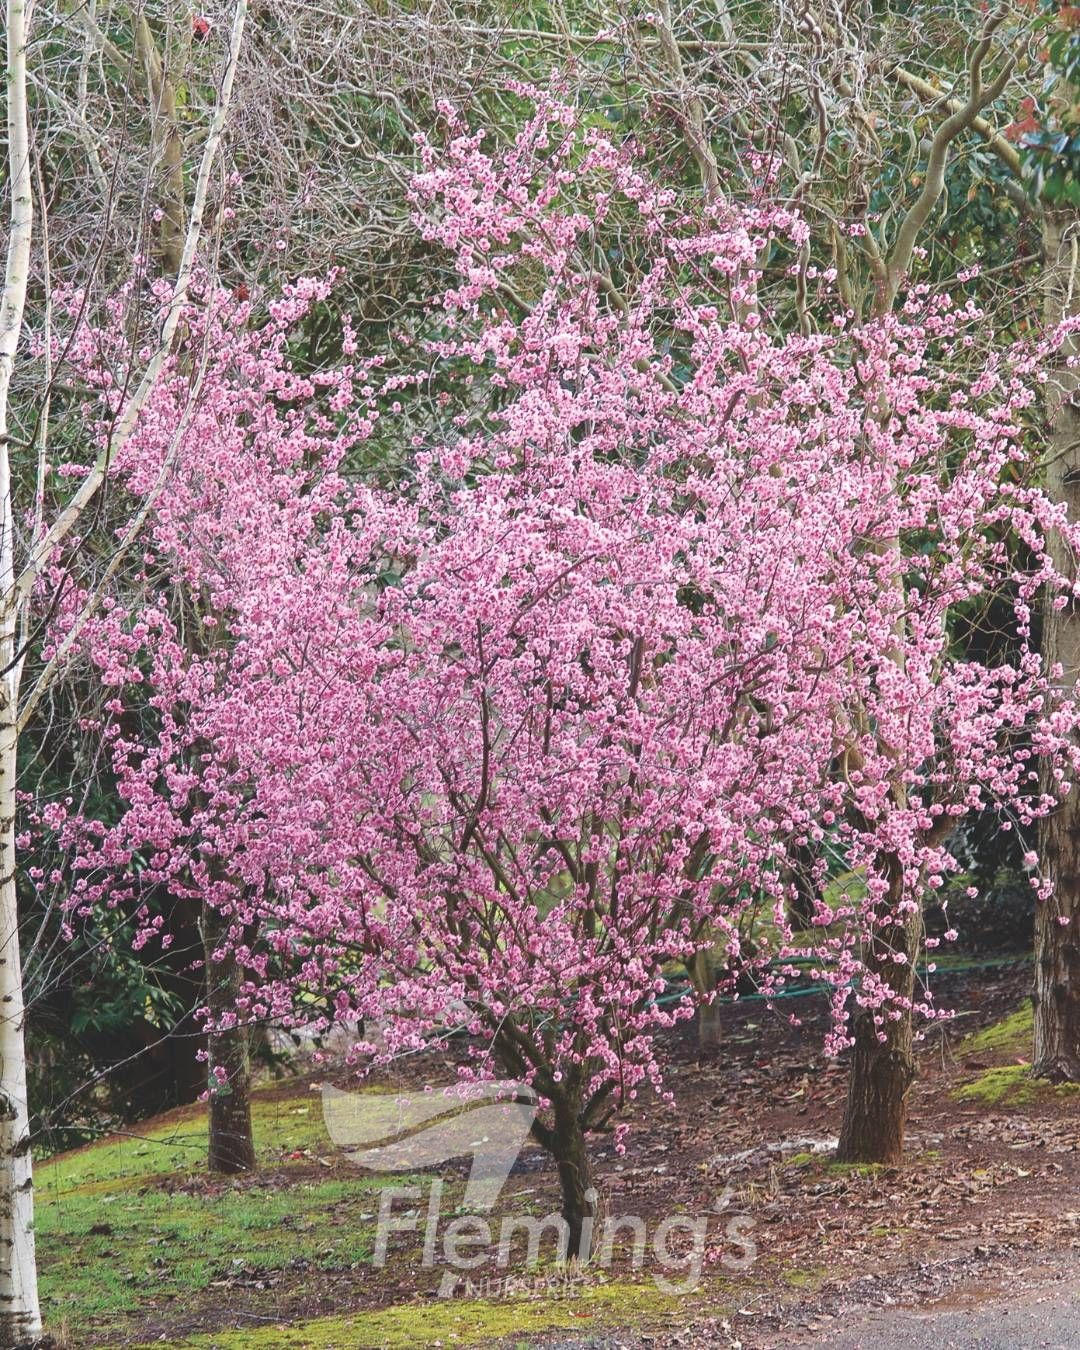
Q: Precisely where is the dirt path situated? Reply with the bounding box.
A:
[791,1253,1080,1349]
[525,1253,1080,1348]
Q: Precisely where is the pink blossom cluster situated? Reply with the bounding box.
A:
[43,99,1080,1116]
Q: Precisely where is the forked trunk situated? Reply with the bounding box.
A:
[203,904,255,1174]
[836,863,922,1164]
[1034,212,1080,1083]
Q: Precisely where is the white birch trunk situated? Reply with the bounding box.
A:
[0,0,42,1336]
[0,716,38,1345]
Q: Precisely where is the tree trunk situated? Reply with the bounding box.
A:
[687,947,721,1053]
[134,15,186,278]
[836,862,922,1164]
[1035,210,1080,1082]
[163,896,210,1106]
[784,843,819,932]
[549,1096,595,1262]
[0,0,42,1335]
[0,0,248,1332]
[0,720,41,1345]
[203,904,255,1174]
[696,995,722,1054]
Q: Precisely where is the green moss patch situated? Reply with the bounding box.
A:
[780,1266,828,1290]
[825,1161,886,1178]
[954,1062,1080,1106]
[960,1006,1033,1059]
[781,1154,886,1178]
[139,1280,684,1349]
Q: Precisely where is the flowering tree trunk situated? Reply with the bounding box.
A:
[1035,210,1080,1082]
[551,1098,593,1261]
[195,618,256,1174]
[687,948,722,1053]
[837,862,923,1163]
[204,904,256,1174]
[529,1086,595,1262]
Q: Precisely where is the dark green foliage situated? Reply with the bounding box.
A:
[927,812,1035,952]
[1019,3,1080,204]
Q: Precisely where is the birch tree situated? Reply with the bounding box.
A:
[0,1,248,1337]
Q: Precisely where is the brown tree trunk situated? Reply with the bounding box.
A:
[164,896,211,1106]
[549,1095,595,1261]
[687,947,722,1053]
[1035,211,1080,1082]
[134,15,186,278]
[836,862,922,1164]
[203,903,255,1174]
[696,995,723,1054]
[784,843,820,932]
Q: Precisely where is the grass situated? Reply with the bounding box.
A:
[37,1083,405,1340]
[37,1089,334,1199]
[39,1083,702,1348]
[42,1174,384,1328]
[138,1280,684,1349]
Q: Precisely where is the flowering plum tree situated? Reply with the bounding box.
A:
[51,100,1080,1250]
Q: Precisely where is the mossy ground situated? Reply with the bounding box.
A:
[779,1265,828,1291]
[959,1006,1033,1058]
[954,1062,1080,1107]
[781,1152,884,1178]
[136,1280,681,1349]
[952,1003,1080,1106]
[37,1085,406,1341]
[38,1083,714,1347]
[42,981,1054,1346]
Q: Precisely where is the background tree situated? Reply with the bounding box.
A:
[1013,1,1080,1080]
[12,0,1080,1238]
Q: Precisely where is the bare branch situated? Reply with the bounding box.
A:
[889,62,1021,179]
[883,9,1016,311]
[653,0,721,199]
[8,0,250,627]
